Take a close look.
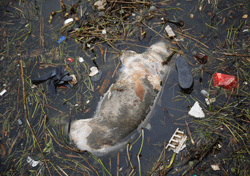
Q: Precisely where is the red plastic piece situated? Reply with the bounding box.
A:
[67,58,73,63]
[213,73,238,89]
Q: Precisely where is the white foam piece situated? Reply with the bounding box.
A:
[188,101,205,118]
[89,66,99,76]
[64,18,73,25]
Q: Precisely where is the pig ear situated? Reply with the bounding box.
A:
[120,50,137,64]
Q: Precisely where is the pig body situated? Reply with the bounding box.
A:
[70,41,175,155]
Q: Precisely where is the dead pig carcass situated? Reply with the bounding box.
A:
[69,41,176,155]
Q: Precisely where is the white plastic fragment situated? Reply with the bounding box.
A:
[211,164,220,171]
[0,89,7,96]
[64,18,74,25]
[89,66,99,77]
[201,89,209,97]
[68,74,78,87]
[166,128,187,153]
[205,98,216,105]
[17,119,23,126]
[165,25,175,38]
[27,156,41,167]
[188,101,205,118]
[78,57,84,63]
[102,29,107,35]
[94,0,107,11]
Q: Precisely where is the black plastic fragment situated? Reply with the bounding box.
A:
[31,66,73,96]
[175,57,193,90]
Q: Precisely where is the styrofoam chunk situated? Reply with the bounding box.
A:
[79,57,84,62]
[0,89,7,96]
[89,67,99,76]
[64,18,73,25]
[211,164,220,171]
[27,156,40,167]
[165,25,175,38]
[205,98,216,105]
[188,101,205,118]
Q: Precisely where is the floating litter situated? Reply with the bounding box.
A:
[79,57,84,62]
[165,25,175,38]
[175,57,193,90]
[27,156,40,167]
[211,164,220,171]
[0,89,7,96]
[188,101,205,118]
[64,18,73,25]
[67,58,73,63]
[102,29,107,35]
[213,73,238,89]
[201,89,209,97]
[205,98,216,105]
[166,128,187,153]
[89,67,99,76]
[89,66,102,81]
[58,35,66,43]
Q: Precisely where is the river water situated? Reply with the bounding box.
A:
[1,0,249,175]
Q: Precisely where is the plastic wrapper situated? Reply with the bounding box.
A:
[213,73,238,89]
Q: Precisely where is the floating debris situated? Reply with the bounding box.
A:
[192,51,208,64]
[213,73,238,89]
[242,14,248,19]
[205,98,216,105]
[78,57,84,62]
[89,66,102,81]
[0,89,7,96]
[31,66,74,96]
[67,57,73,63]
[166,128,187,153]
[188,101,205,118]
[175,57,193,90]
[211,164,220,171]
[165,25,175,38]
[149,6,157,12]
[64,18,73,25]
[17,119,23,126]
[58,35,66,43]
[68,74,78,87]
[102,29,107,35]
[201,89,209,97]
[94,0,107,11]
[27,156,41,167]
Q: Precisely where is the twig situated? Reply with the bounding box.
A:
[117,151,120,176]
[112,61,121,78]
[176,31,209,48]
[185,121,195,146]
[20,53,52,176]
[142,21,166,39]
[45,104,64,114]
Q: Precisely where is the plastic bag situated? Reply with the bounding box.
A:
[213,73,238,89]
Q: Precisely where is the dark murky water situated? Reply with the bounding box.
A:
[1,0,250,175]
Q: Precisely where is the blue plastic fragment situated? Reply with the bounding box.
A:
[58,35,66,43]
